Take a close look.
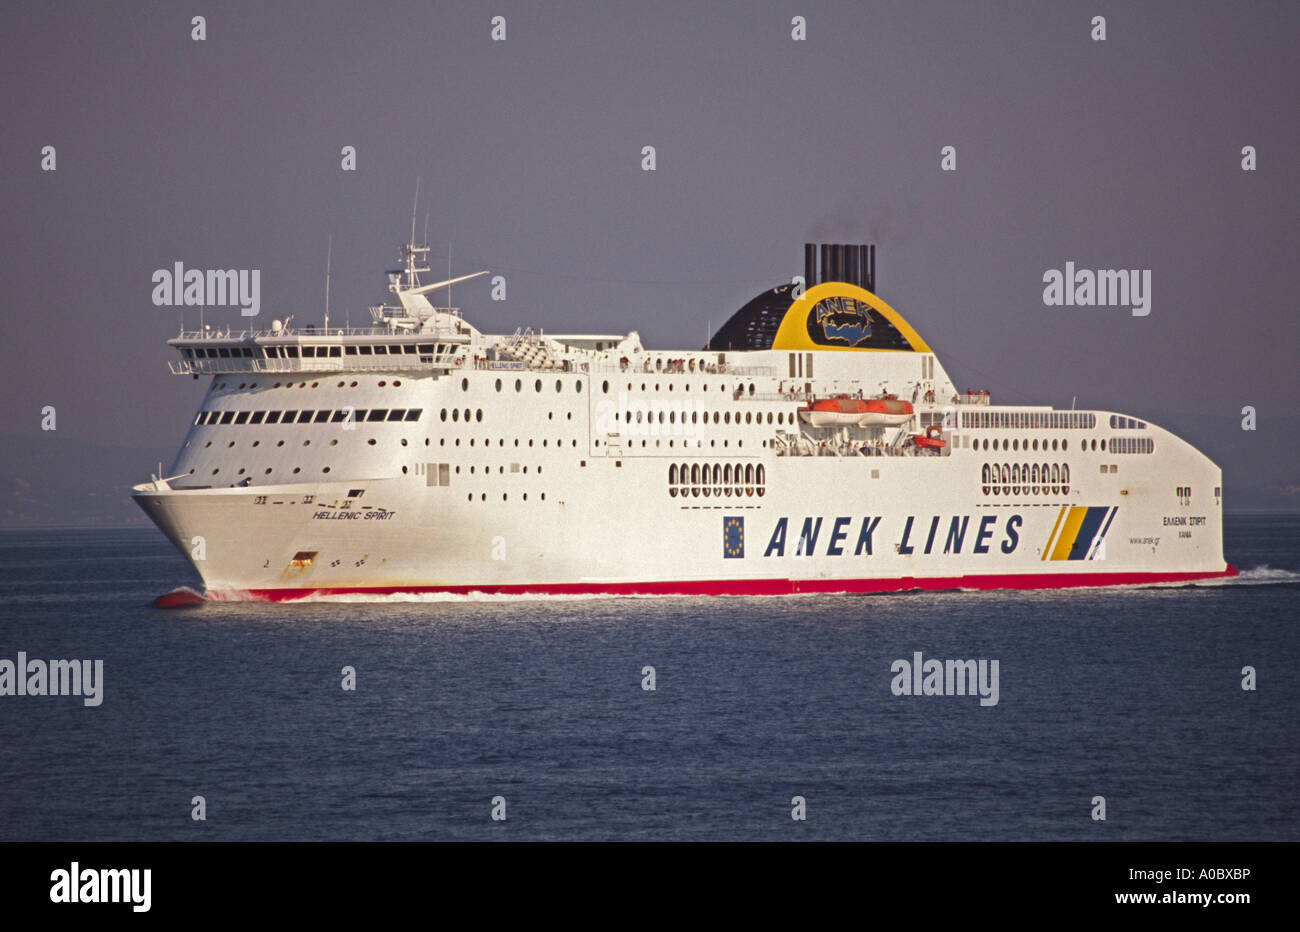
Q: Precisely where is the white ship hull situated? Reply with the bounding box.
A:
[134,242,1234,599]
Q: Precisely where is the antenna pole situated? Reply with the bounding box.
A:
[324,235,332,333]
[410,178,421,246]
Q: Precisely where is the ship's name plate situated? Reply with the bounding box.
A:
[313,510,396,521]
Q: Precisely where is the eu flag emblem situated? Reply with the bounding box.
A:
[723,516,744,559]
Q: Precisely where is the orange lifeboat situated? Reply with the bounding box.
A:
[798,394,914,428]
[912,424,947,449]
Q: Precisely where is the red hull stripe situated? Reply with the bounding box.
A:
[235,566,1239,602]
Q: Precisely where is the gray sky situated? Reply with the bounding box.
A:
[2,0,1296,524]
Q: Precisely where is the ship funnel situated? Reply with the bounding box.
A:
[804,242,876,290]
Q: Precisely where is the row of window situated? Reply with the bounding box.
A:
[215,379,404,391]
[961,411,1097,430]
[1108,436,1155,454]
[618,408,790,426]
[465,492,547,502]
[479,377,584,394]
[981,462,1071,496]
[1109,415,1147,429]
[977,437,1069,452]
[184,343,456,360]
[601,380,758,395]
[668,462,768,498]
[193,408,423,426]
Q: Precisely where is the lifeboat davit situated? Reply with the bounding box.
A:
[798,394,914,428]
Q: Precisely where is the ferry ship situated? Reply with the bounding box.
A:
[133,240,1236,599]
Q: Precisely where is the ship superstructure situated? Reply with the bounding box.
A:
[134,240,1235,598]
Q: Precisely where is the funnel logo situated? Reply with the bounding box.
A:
[809,296,872,346]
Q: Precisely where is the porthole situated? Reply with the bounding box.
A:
[401,439,408,446]
[350,381,358,387]
[555,380,562,393]
[368,439,376,445]
[515,379,522,392]
[576,382,583,393]
[461,378,469,391]
[535,380,542,392]
[393,380,401,387]
[330,439,338,446]
[265,468,272,475]
[323,467,331,473]
[292,467,301,474]
[476,409,483,422]
[495,379,502,392]
[452,409,459,422]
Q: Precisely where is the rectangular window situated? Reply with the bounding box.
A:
[219,411,235,424]
[359,345,373,355]
[345,345,358,355]
[329,346,341,357]
[352,409,367,422]
[438,463,450,485]
[789,353,797,378]
[374,345,388,355]
[418,344,434,354]
[193,412,203,425]
[313,410,331,423]
[403,409,421,421]
[402,344,417,354]
[386,409,405,421]
[234,411,251,424]
[297,410,315,423]
[249,411,266,424]
[286,346,299,358]
[366,409,387,422]
[805,352,813,378]
[265,411,281,424]
[283,410,299,423]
